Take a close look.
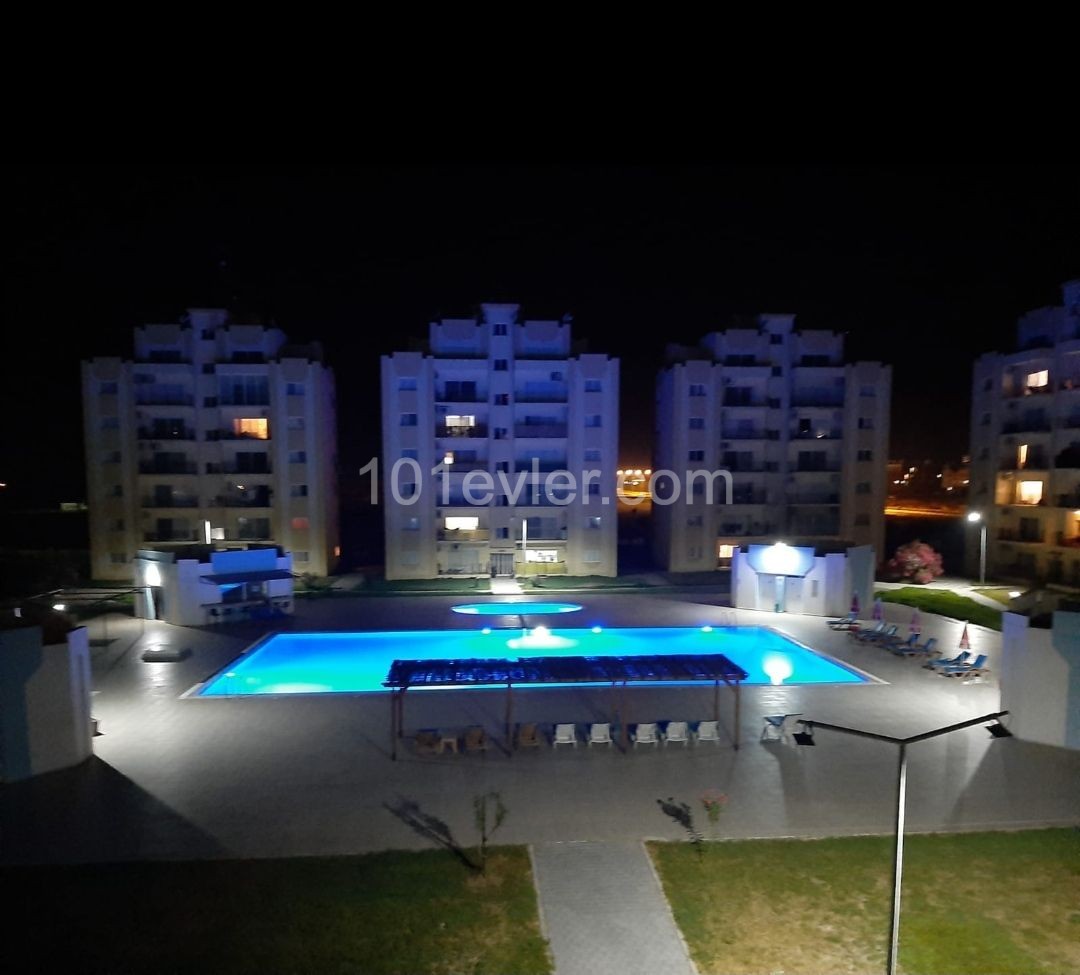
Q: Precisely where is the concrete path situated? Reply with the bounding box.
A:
[531,840,695,975]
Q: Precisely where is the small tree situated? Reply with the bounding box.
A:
[473,791,508,873]
[888,540,944,584]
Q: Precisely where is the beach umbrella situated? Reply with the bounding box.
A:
[909,608,921,636]
[872,598,884,621]
[958,622,971,650]
[850,592,860,616]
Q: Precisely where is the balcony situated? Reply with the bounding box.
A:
[1000,458,1049,472]
[998,527,1045,543]
[209,492,272,508]
[717,521,778,536]
[790,493,841,505]
[728,491,769,505]
[722,391,765,408]
[514,423,568,438]
[1055,493,1080,508]
[515,391,568,403]
[794,460,842,473]
[436,424,488,439]
[436,392,486,403]
[790,393,844,408]
[210,430,273,441]
[1005,384,1052,398]
[138,427,196,441]
[513,462,568,473]
[141,496,199,508]
[135,393,194,406]
[791,430,841,440]
[143,530,200,542]
[206,461,272,475]
[720,429,767,440]
[437,528,491,542]
[139,460,197,475]
[1001,419,1051,434]
[1054,532,1080,548]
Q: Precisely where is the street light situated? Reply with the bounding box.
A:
[794,711,1011,975]
[967,511,987,585]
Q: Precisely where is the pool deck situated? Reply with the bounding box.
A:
[3,591,1079,865]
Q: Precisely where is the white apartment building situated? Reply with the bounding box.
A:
[969,280,1080,586]
[381,303,619,579]
[653,314,890,572]
[82,308,339,581]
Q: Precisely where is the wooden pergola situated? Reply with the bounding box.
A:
[384,653,748,759]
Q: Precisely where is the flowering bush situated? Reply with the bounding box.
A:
[887,540,944,584]
[701,790,728,825]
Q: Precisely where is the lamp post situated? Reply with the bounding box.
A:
[967,511,987,584]
[794,711,1011,975]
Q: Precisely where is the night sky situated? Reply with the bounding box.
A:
[4,165,1078,511]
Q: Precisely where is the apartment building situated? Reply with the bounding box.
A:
[969,280,1080,585]
[82,308,339,581]
[381,303,618,579]
[653,314,890,572]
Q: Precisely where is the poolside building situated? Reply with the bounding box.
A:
[381,303,619,579]
[653,315,891,572]
[82,308,340,581]
[968,280,1080,586]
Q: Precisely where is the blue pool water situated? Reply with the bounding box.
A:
[451,601,582,616]
[196,626,868,696]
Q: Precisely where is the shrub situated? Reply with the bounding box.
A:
[887,540,944,584]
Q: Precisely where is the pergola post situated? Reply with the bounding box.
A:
[505,679,513,752]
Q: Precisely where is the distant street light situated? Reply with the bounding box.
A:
[967,511,987,584]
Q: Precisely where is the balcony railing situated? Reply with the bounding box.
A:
[209,430,273,441]
[1000,458,1049,472]
[515,391,568,403]
[1054,532,1080,548]
[1001,419,1051,433]
[437,529,491,542]
[794,461,842,473]
[514,423,568,438]
[206,462,272,474]
[134,393,194,406]
[791,430,842,440]
[139,461,197,474]
[1056,493,1080,508]
[143,531,200,542]
[138,427,196,441]
[720,429,767,440]
[790,493,841,505]
[790,394,844,408]
[141,496,199,508]
[514,462,568,473]
[209,494,272,508]
[717,522,778,536]
[436,424,488,438]
[998,527,1045,543]
[436,392,486,403]
[727,492,769,505]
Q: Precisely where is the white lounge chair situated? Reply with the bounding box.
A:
[587,722,613,747]
[761,713,803,743]
[631,722,659,746]
[694,720,721,744]
[663,721,690,746]
[553,723,577,747]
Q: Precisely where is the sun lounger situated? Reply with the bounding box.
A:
[588,722,613,747]
[893,636,937,658]
[515,722,541,749]
[849,621,885,642]
[463,725,489,752]
[663,721,690,746]
[553,723,577,747]
[630,722,659,746]
[939,653,989,679]
[694,720,721,744]
[856,624,898,645]
[925,650,971,670]
[761,713,803,743]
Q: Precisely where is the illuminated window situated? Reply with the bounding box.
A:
[446,415,476,429]
[717,544,735,559]
[1026,370,1049,389]
[233,418,269,439]
[1018,444,1028,469]
[445,516,479,531]
[1018,480,1043,505]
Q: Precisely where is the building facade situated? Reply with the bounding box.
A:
[381,303,618,579]
[82,308,339,581]
[653,314,890,572]
[968,280,1080,586]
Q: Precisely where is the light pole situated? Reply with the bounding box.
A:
[794,711,1011,975]
[967,511,987,584]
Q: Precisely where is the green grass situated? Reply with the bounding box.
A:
[1,847,551,975]
[876,587,1003,630]
[974,587,1020,607]
[526,575,646,590]
[649,829,1080,975]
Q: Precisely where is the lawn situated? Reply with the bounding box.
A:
[974,586,1020,607]
[649,829,1080,975]
[876,586,1002,631]
[1,847,551,975]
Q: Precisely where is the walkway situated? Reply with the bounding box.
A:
[531,840,695,975]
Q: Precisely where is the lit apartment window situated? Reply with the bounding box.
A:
[1017,481,1043,505]
[289,451,307,463]
[286,382,306,395]
[400,413,418,427]
[1018,444,1029,468]
[585,379,602,392]
[717,544,735,559]
[586,415,602,428]
[291,517,310,530]
[689,418,705,430]
[446,517,479,531]
[234,418,269,439]
[398,378,417,391]
[446,415,475,430]
[1026,370,1049,389]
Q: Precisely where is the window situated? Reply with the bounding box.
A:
[857,417,874,430]
[445,414,475,430]
[494,427,508,440]
[689,417,705,430]
[401,551,419,566]
[861,385,876,397]
[585,379,602,392]
[293,552,310,562]
[689,450,705,462]
[855,514,870,526]
[1018,480,1043,504]
[99,381,118,395]
[771,366,782,377]
[290,484,309,497]
[798,418,812,435]
[494,359,508,371]
[1017,444,1029,468]
[101,417,119,430]
[494,393,509,405]
[1026,370,1049,389]
[446,516,479,531]
[584,448,601,462]
[219,375,269,406]
[856,482,872,494]
[286,382,306,395]
[717,544,735,559]
[493,323,507,336]
[397,377,417,392]
[769,334,783,345]
[233,418,269,440]
[857,449,873,461]
[584,550,601,563]
[586,516,602,529]
[289,450,307,463]
[291,517,310,530]
[400,413,418,427]
[404,517,420,530]
[687,515,703,527]
[687,383,705,397]
[686,544,702,560]
[110,552,127,564]
[496,527,509,539]
[586,415,602,428]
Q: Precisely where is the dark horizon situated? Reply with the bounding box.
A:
[3,164,1079,510]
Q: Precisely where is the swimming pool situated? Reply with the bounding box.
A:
[195,626,870,696]
[451,601,583,616]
